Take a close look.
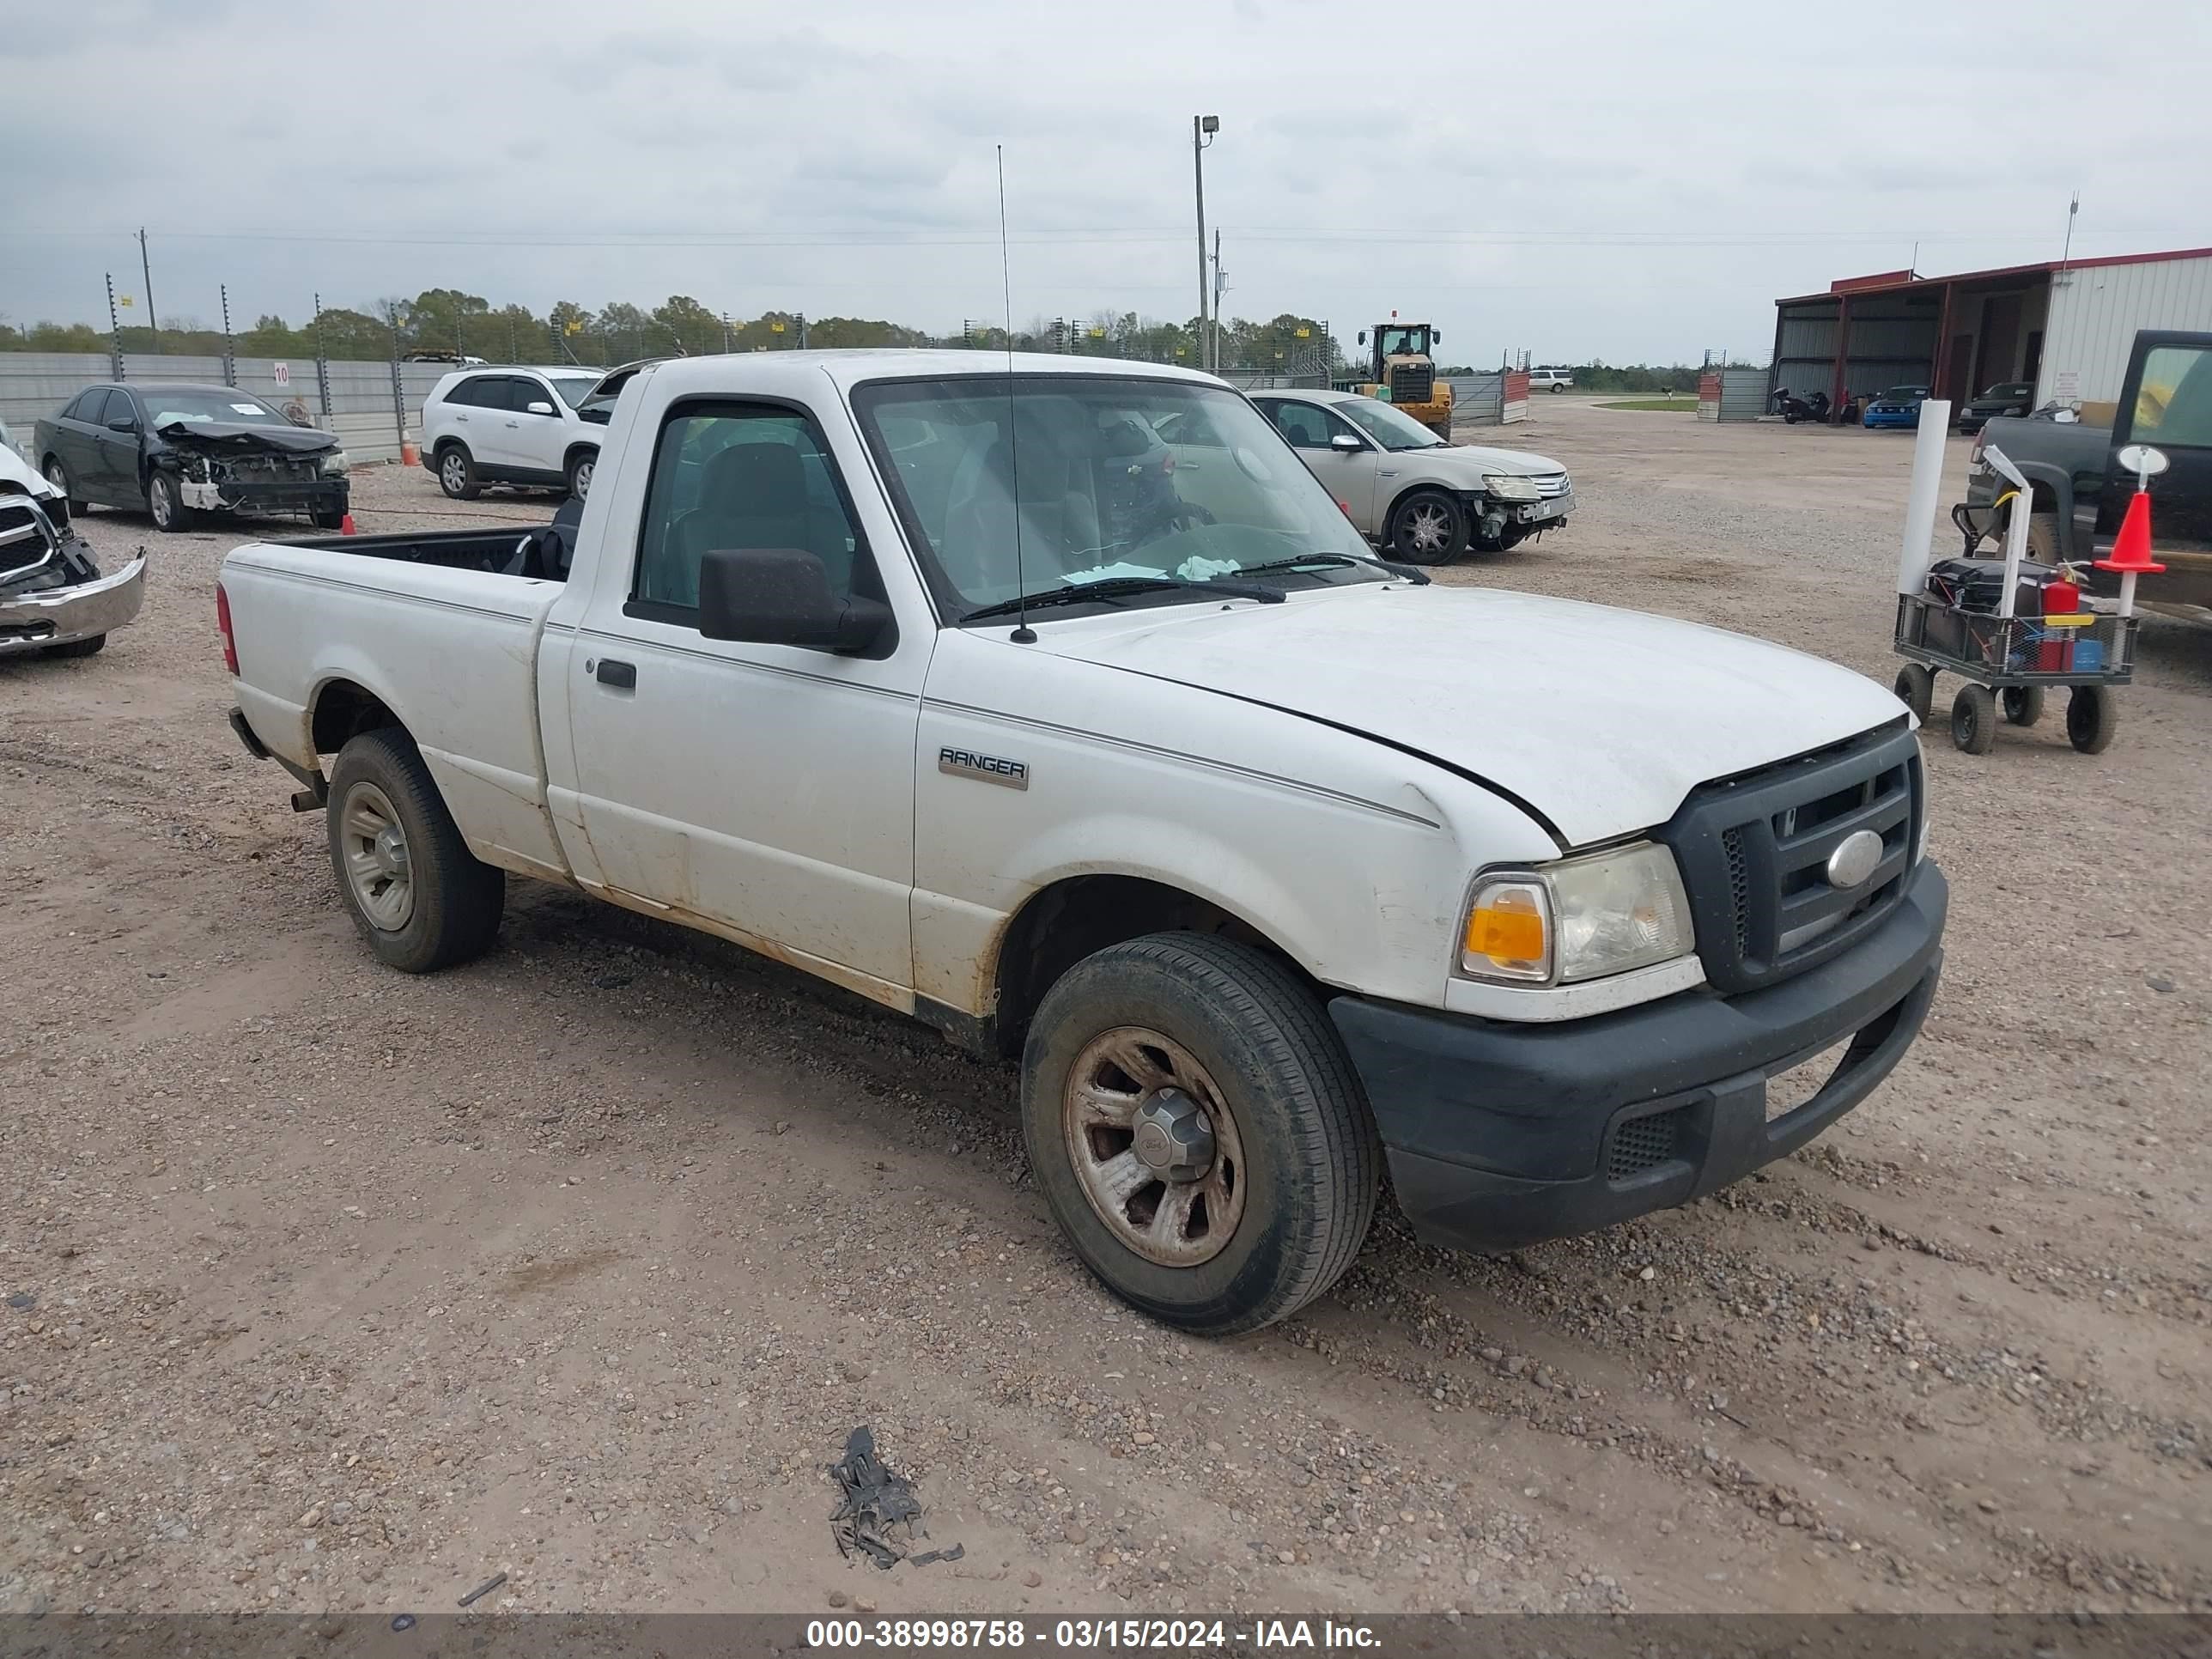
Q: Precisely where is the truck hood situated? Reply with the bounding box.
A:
[0,443,61,501]
[1040,583,1903,847]
[1418,441,1565,479]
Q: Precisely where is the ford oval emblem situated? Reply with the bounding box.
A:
[1826,830,1883,890]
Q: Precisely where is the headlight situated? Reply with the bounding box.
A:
[320,450,351,476]
[1482,474,1540,502]
[1461,842,1694,986]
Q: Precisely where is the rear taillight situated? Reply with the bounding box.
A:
[216,582,239,676]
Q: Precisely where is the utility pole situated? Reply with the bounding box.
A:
[720,312,732,355]
[1192,115,1218,374]
[137,228,161,354]
[313,293,332,421]
[104,273,125,380]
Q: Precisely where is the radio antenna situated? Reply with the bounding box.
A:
[998,144,1036,644]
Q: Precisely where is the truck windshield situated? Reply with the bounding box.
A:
[1337,396,1448,452]
[853,374,1388,620]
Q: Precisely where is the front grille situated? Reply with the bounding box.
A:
[1389,363,1435,404]
[1529,471,1572,499]
[1659,722,1921,996]
[1607,1105,1689,1182]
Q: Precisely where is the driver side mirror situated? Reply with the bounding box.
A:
[1329,432,1364,453]
[107,417,137,434]
[1357,331,1367,346]
[526,400,556,416]
[697,545,891,655]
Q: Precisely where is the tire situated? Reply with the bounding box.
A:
[145,471,192,533]
[564,450,596,501]
[1549,383,1565,394]
[45,635,106,659]
[43,459,88,516]
[436,444,481,501]
[2002,685,2045,726]
[2066,685,2116,755]
[1021,932,1382,1336]
[1950,684,1996,754]
[325,729,505,973]
[2026,510,2063,565]
[1893,663,1934,722]
[1388,490,1468,565]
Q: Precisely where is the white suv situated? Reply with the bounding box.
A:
[422,367,606,500]
[1528,367,1574,393]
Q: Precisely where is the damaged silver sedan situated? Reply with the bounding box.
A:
[1,449,146,659]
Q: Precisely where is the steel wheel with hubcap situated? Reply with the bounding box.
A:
[1023,931,1380,1335]
[1388,491,1467,565]
[325,728,505,972]
[1063,1027,1246,1267]
[338,781,416,932]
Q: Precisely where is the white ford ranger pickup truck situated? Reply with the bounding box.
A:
[220,351,1945,1334]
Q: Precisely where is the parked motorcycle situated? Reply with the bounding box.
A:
[1773,389,1831,425]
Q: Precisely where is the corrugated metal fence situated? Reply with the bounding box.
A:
[0,353,463,465]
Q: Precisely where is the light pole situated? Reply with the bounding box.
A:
[1193,115,1218,372]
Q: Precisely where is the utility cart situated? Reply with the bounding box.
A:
[1891,591,2135,754]
[1892,417,2165,757]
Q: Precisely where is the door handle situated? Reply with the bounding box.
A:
[504,421,520,428]
[594,658,636,689]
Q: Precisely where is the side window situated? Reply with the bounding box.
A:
[1267,400,1331,449]
[444,377,484,409]
[2134,346,2212,447]
[96,390,135,428]
[514,380,557,415]
[632,406,866,617]
[66,390,103,422]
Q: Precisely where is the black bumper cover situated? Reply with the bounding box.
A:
[1329,860,1946,1254]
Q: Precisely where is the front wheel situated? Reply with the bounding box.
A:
[1388,490,1468,565]
[1893,663,1934,722]
[1022,933,1381,1336]
[2002,685,2045,726]
[326,729,505,972]
[436,445,481,501]
[2066,685,2117,754]
[146,471,192,533]
[1951,683,1997,754]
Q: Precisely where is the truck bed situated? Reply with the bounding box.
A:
[273,525,556,578]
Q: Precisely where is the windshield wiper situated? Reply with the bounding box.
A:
[962,574,1284,623]
[1233,553,1370,575]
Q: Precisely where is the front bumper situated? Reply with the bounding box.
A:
[0,556,148,655]
[1511,487,1574,526]
[179,476,348,515]
[1329,860,1947,1255]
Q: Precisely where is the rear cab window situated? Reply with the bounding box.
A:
[628,402,873,623]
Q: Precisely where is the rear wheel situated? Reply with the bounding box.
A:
[565,450,596,501]
[1893,663,1934,721]
[2002,685,2045,726]
[2066,685,2117,754]
[1022,933,1380,1335]
[43,459,88,516]
[1388,490,1468,565]
[326,729,505,972]
[1950,684,1996,754]
[2026,511,2063,565]
[436,444,481,501]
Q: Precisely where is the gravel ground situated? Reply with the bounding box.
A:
[2,404,2206,1620]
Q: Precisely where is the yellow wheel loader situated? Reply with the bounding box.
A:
[1352,321,1454,438]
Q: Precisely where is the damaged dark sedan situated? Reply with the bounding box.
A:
[34,383,350,534]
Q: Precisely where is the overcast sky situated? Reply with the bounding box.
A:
[5,0,2208,364]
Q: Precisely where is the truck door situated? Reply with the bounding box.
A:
[2101,333,2212,561]
[562,395,923,1000]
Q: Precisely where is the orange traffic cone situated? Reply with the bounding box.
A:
[340,513,357,537]
[2094,489,2165,574]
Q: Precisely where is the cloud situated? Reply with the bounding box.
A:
[0,0,2204,364]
